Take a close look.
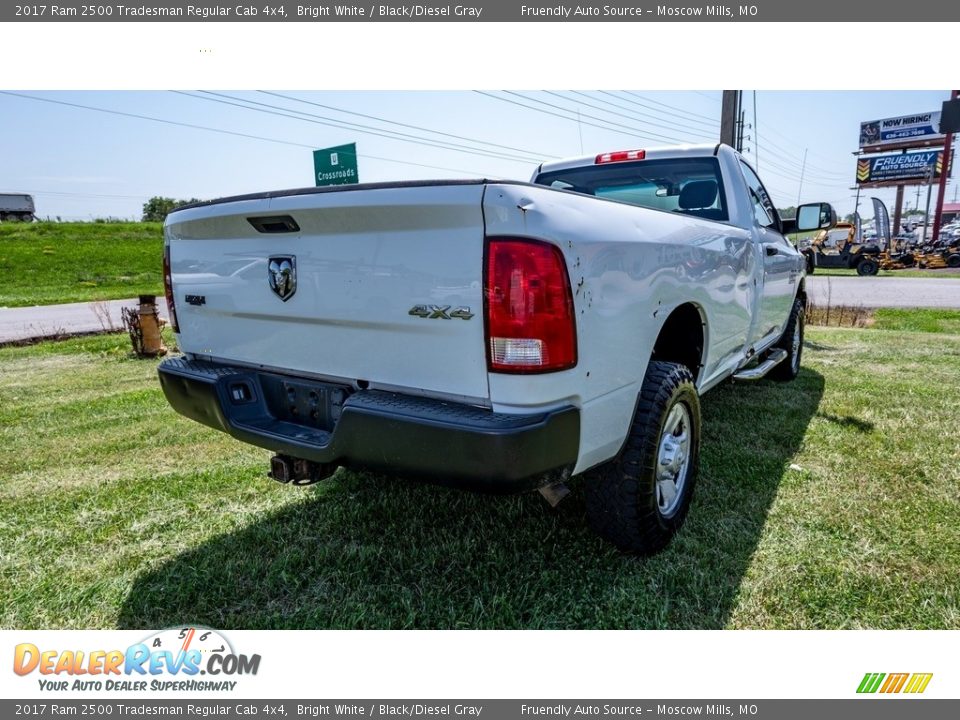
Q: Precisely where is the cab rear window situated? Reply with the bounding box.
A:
[533,157,728,222]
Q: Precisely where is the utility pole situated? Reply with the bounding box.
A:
[893,185,905,235]
[720,91,741,148]
[931,89,959,243]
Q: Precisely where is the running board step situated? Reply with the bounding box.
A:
[732,349,788,381]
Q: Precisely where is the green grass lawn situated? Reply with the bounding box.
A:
[811,267,960,278]
[0,222,162,307]
[873,308,960,334]
[1,319,958,629]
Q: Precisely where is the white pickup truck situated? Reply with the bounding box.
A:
[158,143,835,554]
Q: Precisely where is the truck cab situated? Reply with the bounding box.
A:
[531,144,822,365]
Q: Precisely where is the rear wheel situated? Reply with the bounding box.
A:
[804,252,816,274]
[585,361,700,555]
[770,297,804,381]
[857,258,879,276]
[947,253,960,269]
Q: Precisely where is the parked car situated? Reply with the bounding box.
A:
[158,143,835,554]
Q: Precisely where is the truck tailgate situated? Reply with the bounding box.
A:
[165,183,490,402]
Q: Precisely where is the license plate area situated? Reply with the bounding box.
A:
[258,374,351,432]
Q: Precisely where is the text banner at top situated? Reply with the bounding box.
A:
[5,0,960,21]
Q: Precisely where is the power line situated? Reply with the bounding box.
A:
[748,93,853,177]
[258,91,559,161]
[756,129,851,172]
[180,90,541,165]
[562,90,718,138]
[692,91,722,104]
[504,91,700,144]
[760,125,846,167]
[474,90,652,144]
[755,153,850,185]
[0,188,151,200]
[1,91,498,177]
[481,91,695,146]
[0,90,324,149]
[609,91,720,128]
[756,133,850,178]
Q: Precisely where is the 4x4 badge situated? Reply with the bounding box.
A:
[268,256,296,302]
[408,304,473,320]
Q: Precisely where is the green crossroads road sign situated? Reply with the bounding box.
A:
[313,143,359,187]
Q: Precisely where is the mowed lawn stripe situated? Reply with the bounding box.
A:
[0,222,162,307]
[0,322,958,629]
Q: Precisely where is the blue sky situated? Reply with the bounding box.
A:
[1,90,954,221]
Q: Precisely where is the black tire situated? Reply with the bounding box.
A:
[585,361,700,555]
[947,254,960,269]
[857,258,879,276]
[804,252,815,274]
[769,297,804,381]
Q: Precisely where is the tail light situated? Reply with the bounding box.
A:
[162,239,179,333]
[484,237,577,373]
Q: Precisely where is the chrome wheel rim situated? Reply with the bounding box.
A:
[791,313,803,373]
[656,403,692,518]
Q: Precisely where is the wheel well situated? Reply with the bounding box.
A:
[651,304,705,381]
[797,278,807,305]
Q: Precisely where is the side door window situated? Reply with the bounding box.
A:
[739,160,779,232]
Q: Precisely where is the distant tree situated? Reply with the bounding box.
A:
[778,206,797,219]
[843,212,857,223]
[142,196,200,222]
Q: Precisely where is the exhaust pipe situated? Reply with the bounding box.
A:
[269,454,338,486]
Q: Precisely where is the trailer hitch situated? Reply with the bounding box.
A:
[269,454,338,486]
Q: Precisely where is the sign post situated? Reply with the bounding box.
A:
[313,143,359,187]
[931,91,959,243]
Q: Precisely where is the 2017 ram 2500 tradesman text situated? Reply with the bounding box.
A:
[158,143,836,554]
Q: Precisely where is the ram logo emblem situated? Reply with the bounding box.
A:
[268,256,297,301]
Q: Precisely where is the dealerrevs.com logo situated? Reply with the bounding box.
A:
[13,627,260,692]
[857,672,933,694]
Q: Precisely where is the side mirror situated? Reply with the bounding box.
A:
[796,202,837,232]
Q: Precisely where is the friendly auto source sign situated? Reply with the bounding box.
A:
[856,150,944,185]
[313,143,359,187]
[859,112,944,148]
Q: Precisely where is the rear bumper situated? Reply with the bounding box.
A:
[157,357,579,493]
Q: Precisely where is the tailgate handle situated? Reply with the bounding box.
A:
[247,215,300,234]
